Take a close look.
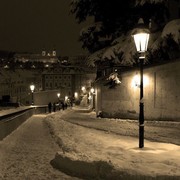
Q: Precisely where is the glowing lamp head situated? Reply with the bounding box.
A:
[90,88,95,93]
[132,18,150,53]
[74,92,78,98]
[65,96,68,101]
[81,86,85,91]
[30,84,35,92]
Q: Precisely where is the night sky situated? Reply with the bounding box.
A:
[0,0,89,56]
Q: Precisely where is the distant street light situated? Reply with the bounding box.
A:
[81,86,86,92]
[65,96,68,102]
[57,93,60,101]
[74,92,78,99]
[132,18,150,148]
[90,88,95,94]
[30,84,35,105]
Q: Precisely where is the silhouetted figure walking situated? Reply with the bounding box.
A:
[64,103,68,109]
[53,102,56,112]
[61,102,65,110]
[48,102,52,113]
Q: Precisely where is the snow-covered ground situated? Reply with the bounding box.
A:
[0,107,179,179]
[44,108,180,179]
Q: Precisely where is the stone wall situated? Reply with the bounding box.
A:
[33,90,60,105]
[96,60,180,121]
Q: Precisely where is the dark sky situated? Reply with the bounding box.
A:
[0,0,90,56]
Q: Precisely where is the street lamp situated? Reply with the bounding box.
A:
[132,18,150,148]
[74,92,78,99]
[90,88,94,94]
[30,84,35,105]
[90,87,95,109]
[65,96,68,102]
[57,93,60,101]
[81,86,86,93]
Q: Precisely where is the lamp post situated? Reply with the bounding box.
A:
[90,87,95,109]
[30,84,35,105]
[132,18,150,148]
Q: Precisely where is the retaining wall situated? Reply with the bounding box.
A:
[95,60,180,121]
[0,106,47,140]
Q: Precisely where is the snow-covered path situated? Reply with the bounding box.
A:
[0,108,179,180]
[45,109,180,179]
[0,114,80,180]
[62,108,180,145]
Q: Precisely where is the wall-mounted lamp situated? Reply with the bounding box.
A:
[90,87,95,94]
[134,74,140,87]
[132,74,149,88]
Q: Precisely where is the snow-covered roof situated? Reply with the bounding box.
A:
[162,19,180,43]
